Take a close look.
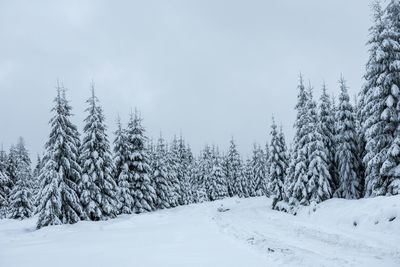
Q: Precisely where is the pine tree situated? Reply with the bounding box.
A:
[208,148,228,201]
[224,138,245,197]
[177,136,193,205]
[7,145,18,189]
[126,110,156,213]
[288,75,310,207]
[113,117,133,214]
[264,142,271,197]
[319,83,337,191]
[269,119,288,211]
[335,77,363,199]
[0,148,11,218]
[80,86,118,220]
[306,88,332,204]
[250,144,268,196]
[32,155,42,206]
[37,85,83,229]
[167,137,181,207]
[153,135,172,209]
[380,0,400,196]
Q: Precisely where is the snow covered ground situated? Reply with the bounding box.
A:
[0,196,399,267]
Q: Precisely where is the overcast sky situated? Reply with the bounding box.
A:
[0,0,373,159]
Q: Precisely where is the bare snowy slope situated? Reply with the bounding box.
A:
[0,196,399,267]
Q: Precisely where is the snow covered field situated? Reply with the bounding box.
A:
[0,196,399,267]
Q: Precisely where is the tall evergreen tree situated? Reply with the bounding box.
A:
[113,117,133,214]
[269,119,288,211]
[306,88,332,204]
[153,135,172,209]
[8,138,34,219]
[167,137,181,207]
[0,147,10,218]
[126,110,156,213]
[37,85,83,229]
[224,138,245,197]
[80,86,118,220]
[208,147,228,201]
[362,1,400,196]
[177,136,193,205]
[319,83,337,191]
[288,75,310,207]
[335,77,363,199]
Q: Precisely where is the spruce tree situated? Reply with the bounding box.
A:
[362,1,400,196]
[37,85,83,229]
[306,88,332,204]
[208,148,228,201]
[153,136,172,209]
[224,138,244,197]
[288,75,310,207]
[126,110,156,213]
[269,119,288,211]
[0,148,11,218]
[113,117,133,214]
[251,144,268,196]
[335,77,363,199]
[167,137,181,207]
[177,136,193,205]
[80,86,118,220]
[380,0,400,196]
[8,139,34,219]
[319,83,337,191]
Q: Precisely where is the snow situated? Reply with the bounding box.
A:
[0,196,399,267]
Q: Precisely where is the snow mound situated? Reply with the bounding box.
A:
[297,195,400,232]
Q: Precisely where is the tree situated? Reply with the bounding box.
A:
[269,119,288,211]
[319,83,337,191]
[37,84,83,229]
[224,138,245,197]
[362,1,400,197]
[167,137,181,207]
[306,88,332,204]
[177,136,194,205]
[380,0,400,196]
[113,117,133,214]
[152,136,172,209]
[126,110,156,213]
[0,148,11,218]
[208,147,228,201]
[288,75,310,207]
[250,144,268,196]
[80,85,118,220]
[8,138,34,219]
[334,77,363,199]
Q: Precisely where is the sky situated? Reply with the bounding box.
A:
[0,0,373,159]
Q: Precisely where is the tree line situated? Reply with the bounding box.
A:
[0,0,399,229]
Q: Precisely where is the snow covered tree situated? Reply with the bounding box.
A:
[287,75,310,207]
[208,147,228,201]
[269,119,288,211]
[264,143,271,196]
[362,1,400,196]
[224,138,245,197]
[113,117,133,214]
[335,77,362,199]
[36,85,83,229]
[167,137,181,207]
[250,144,267,197]
[126,110,156,213]
[319,83,337,191]
[8,139,34,219]
[306,88,332,204]
[0,148,11,218]
[177,136,194,205]
[80,86,118,220]
[32,155,42,205]
[7,145,18,189]
[153,135,172,209]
